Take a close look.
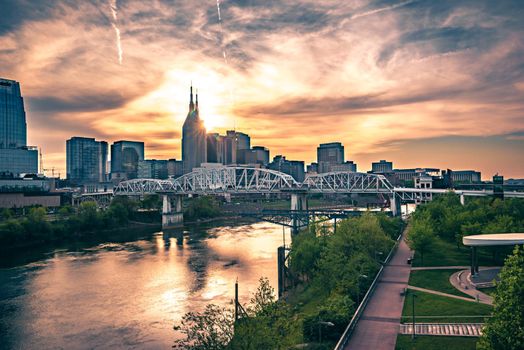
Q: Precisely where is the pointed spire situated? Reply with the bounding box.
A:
[195,89,199,110]
[189,82,195,112]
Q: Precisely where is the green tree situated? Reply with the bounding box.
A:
[406,212,435,265]
[173,304,234,350]
[1,208,13,221]
[24,207,52,239]
[477,245,524,350]
[289,231,322,281]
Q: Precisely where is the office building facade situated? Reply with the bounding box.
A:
[331,161,357,172]
[111,140,145,181]
[138,159,168,179]
[0,78,38,175]
[372,160,393,173]
[268,155,305,182]
[317,142,344,173]
[66,137,108,183]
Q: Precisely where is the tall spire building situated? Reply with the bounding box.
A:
[182,85,207,173]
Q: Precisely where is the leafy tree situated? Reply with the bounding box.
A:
[173,304,234,350]
[173,277,299,350]
[24,207,52,239]
[1,208,13,221]
[289,231,322,281]
[478,245,524,350]
[58,205,74,220]
[406,212,435,264]
[77,202,100,230]
[185,196,221,220]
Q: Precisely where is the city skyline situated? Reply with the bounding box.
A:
[1,1,524,177]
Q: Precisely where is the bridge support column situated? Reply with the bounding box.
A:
[460,194,465,206]
[290,192,308,235]
[390,195,401,217]
[162,194,184,229]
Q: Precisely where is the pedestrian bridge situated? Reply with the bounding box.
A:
[109,167,523,229]
[113,167,395,196]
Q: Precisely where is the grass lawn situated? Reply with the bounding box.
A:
[409,270,471,298]
[401,290,493,323]
[412,236,494,267]
[395,335,478,350]
[478,286,496,296]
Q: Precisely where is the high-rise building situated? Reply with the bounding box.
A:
[138,159,168,179]
[110,140,145,182]
[182,85,206,173]
[317,142,344,173]
[222,132,236,165]
[251,146,270,165]
[206,133,224,163]
[371,160,393,173]
[0,78,38,175]
[235,132,251,151]
[331,161,357,172]
[268,155,305,182]
[66,137,108,183]
[167,159,184,178]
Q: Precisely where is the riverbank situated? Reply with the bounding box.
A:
[173,213,405,349]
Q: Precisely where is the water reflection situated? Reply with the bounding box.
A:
[0,221,290,349]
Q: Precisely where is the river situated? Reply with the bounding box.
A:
[0,220,290,349]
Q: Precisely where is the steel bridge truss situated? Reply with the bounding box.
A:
[114,168,400,197]
[241,209,369,228]
[303,172,395,194]
[114,167,300,196]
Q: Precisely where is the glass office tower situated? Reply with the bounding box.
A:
[0,78,38,175]
[66,137,108,183]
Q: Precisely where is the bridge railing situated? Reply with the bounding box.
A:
[334,229,404,350]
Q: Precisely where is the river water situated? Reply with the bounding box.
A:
[0,220,290,349]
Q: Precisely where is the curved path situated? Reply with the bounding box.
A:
[449,270,494,305]
[344,233,413,350]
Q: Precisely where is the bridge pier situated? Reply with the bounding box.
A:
[162,194,183,229]
[460,194,465,206]
[390,195,401,217]
[290,191,308,235]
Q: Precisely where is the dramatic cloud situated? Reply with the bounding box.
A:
[0,0,523,177]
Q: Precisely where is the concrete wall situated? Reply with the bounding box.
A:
[0,193,61,208]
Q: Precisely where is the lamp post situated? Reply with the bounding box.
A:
[375,251,383,263]
[318,320,335,343]
[411,292,417,339]
[356,274,368,306]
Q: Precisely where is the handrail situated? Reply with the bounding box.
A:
[333,230,404,350]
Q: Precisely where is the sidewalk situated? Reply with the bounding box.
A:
[344,233,413,350]
[449,270,493,305]
[406,285,480,303]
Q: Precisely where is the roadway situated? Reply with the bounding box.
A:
[344,231,413,350]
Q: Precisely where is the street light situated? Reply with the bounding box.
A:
[318,320,335,343]
[411,292,418,340]
[356,274,368,306]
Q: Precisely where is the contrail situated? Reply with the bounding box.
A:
[109,0,123,64]
[351,0,417,20]
[216,0,228,65]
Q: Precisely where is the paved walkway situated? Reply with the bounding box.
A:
[450,270,494,305]
[411,266,469,271]
[344,232,413,350]
[406,285,480,303]
[399,323,483,337]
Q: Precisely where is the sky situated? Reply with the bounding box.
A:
[0,0,523,179]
